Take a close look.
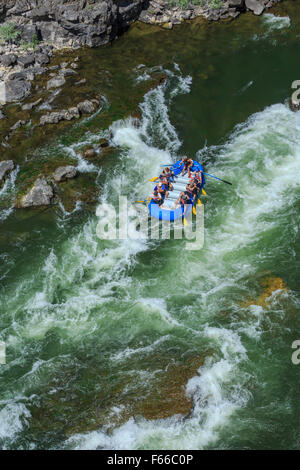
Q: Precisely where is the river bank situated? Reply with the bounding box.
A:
[1,2,300,450]
[0,0,283,106]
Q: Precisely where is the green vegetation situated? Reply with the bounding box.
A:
[210,0,222,9]
[168,0,207,8]
[0,22,20,44]
[21,34,40,51]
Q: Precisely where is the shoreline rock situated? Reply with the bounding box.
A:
[17,177,54,208]
[0,160,14,186]
[53,166,78,183]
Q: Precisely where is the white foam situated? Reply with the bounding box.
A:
[0,403,31,443]
[263,13,291,31]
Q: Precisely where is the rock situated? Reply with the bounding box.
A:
[228,8,241,17]
[17,54,36,68]
[22,98,43,111]
[5,77,31,103]
[20,178,54,208]
[53,165,77,182]
[1,54,17,67]
[245,0,265,15]
[0,110,5,119]
[59,68,77,77]
[75,78,87,86]
[77,100,95,115]
[65,107,80,120]
[0,160,14,186]
[20,24,39,43]
[161,22,173,30]
[40,111,63,125]
[229,0,245,7]
[35,53,50,65]
[47,75,66,90]
[84,148,97,159]
[99,138,109,148]
[10,120,26,131]
[40,107,80,125]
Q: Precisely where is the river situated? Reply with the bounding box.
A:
[1,2,300,450]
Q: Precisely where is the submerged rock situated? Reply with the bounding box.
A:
[19,178,54,208]
[40,107,80,125]
[240,277,287,309]
[47,75,66,90]
[83,148,97,159]
[77,100,95,115]
[0,160,14,186]
[53,166,78,183]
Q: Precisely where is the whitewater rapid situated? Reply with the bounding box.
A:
[1,57,299,450]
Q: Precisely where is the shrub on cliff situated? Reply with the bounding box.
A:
[210,0,223,8]
[0,22,20,45]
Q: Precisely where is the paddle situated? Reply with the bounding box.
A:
[160,165,232,186]
[147,177,160,182]
[136,197,151,204]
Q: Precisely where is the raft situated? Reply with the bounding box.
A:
[148,159,205,221]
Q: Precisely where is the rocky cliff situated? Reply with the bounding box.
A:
[0,0,283,49]
[0,0,148,48]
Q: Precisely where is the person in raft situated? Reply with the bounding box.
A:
[192,170,202,187]
[190,180,200,203]
[153,182,168,202]
[162,167,175,183]
[160,174,173,192]
[152,190,163,206]
[180,156,194,177]
[174,184,192,209]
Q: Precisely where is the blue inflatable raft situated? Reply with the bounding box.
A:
[148,159,205,221]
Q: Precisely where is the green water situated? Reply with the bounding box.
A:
[1,3,300,450]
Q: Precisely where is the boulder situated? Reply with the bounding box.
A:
[0,110,5,119]
[47,75,66,90]
[77,100,95,115]
[229,0,245,7]
[84,148,97,159]
[1,54,17,67]
[19,178,54,208]
[35,53,50,65]
[20,24,39,43]
[5,78,31,102]
[65,107,80,120]
[17,54,36,68]
[0,160,14,186]
[53,165,77,182]
[40,107,80,125]
[245,0,265,15]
